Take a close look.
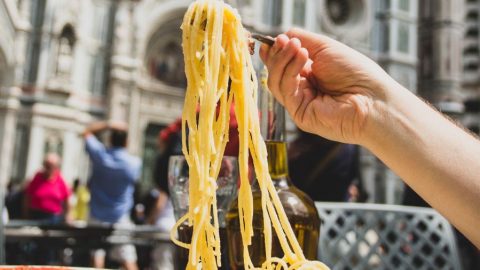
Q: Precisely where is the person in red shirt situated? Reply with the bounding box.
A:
[24,153,72,224]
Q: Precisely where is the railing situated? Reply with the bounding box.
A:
[4,220,172,268]
[315,202,463,270]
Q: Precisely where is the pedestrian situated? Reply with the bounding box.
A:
[146,121,181,270]
[24,153,71,224]
[288,129,364,202]
[83,121,141,270]
[68,178,90,222]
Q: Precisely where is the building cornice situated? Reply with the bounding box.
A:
[30,102,96,126]
[135,75,185,100]
[374,54,417,67]
[0,86,20,110]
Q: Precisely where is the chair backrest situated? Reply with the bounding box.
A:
[315,202,462,270]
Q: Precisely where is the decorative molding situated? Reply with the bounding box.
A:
[318,0,372,45]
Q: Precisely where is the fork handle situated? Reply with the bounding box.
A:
[251,34,275,46]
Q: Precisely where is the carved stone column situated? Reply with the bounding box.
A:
[418,0,465,113]
[0,87,20,188]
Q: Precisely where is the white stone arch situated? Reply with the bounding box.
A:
[137,0,191,65]
[55,24,77,81]
[136,0,191,90]
[317,0,372,44]
[40,1,79,85]
[47,0,80,37]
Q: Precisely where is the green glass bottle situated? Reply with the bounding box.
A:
[225,67,321,269]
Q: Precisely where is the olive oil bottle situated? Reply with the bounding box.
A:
[225,68,321,269]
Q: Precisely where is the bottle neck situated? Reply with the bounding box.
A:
[266,140,289,179]
[260,67,286,142]
[260,66,289,184]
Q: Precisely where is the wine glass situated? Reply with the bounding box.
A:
[168,155,238,269]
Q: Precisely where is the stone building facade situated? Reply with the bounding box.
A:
[0,0,477,203]
[462,0,480,131]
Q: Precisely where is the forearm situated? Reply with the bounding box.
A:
[64,200,74,223]
[83,121,109,138]
[363,80,480,247]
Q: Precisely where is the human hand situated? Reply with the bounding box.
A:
[65,212,75,225]
[259,28,394,144]
[108,120,128,132]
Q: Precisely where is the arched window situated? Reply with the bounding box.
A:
[56,25,76,81]
[466,27,479,38]
[263,0,283,27]
[464,62,479,71]
[326,0,350,25]
[292,0,306,27]
[466,11,479,21]
[145,18,186,88]
[44,129,64,165]
[147,41,185,87]
[464,45,479,55]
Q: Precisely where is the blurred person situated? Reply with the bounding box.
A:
[3,207,8,224]
[151,115,239,269]
[68,178,90,222]
[5,181,25,220]
[83,121,141,270]
[145,188,175,270]
[153,120,182,202]
[288,129,363,202]
[259,28,480,247]
[346,180,368,203]
[148,122,180,270]
[23,153,72,224]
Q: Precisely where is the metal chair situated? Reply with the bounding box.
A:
[315,202,462,270]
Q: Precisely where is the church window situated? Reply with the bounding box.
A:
[464,45,479,55]
[326,0,350,25]
[145,16,187,89]
[44,131,63,159]
[466,28,479,38]
[56,25,76,81]
[10,124,30,183]
[263,0,283,27]
[466,11,478,21]
[397,23,409,53]
[292,0,306,27]
[24,0,46,84]
[147,41,186,88]
[464,62,479,71]
[398,0,409,12]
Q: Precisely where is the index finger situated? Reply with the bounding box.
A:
[259,43,270,63]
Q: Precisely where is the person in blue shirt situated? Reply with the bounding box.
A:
[83,121,141,270]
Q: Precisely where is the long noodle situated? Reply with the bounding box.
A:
[174,1,330,269]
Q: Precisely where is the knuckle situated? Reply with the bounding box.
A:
[267,76,275,90]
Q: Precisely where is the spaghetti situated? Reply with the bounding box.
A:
[173,0,330,269]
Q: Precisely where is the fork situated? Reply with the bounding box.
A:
[251,33,275,46]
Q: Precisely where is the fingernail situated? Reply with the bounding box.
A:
[300,47,308,57]
[291,38,301,47]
